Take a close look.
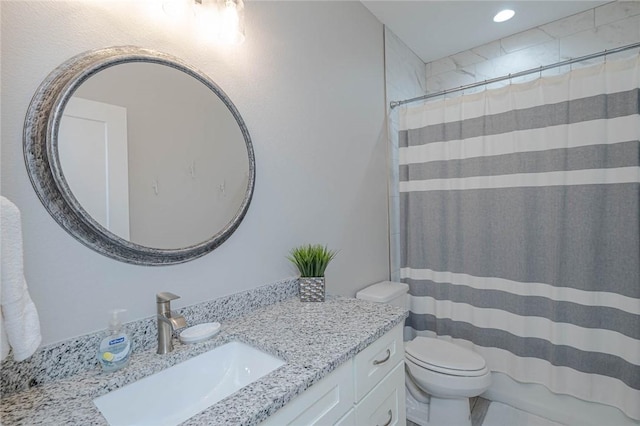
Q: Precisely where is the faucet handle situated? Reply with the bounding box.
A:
[156,292,180,303]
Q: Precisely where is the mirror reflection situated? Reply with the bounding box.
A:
[58,62,250,249]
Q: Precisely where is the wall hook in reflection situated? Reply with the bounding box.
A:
[219,180,226,195]
[152,179,159,195]
[189,160,196,179]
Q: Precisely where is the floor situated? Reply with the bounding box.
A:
[482,402,565,426]
[407,398,566,426]
[470,397,491,426]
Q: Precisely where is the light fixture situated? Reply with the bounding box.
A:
[193,0,245,45]
[493,9,515,23]
[219,0,245,45]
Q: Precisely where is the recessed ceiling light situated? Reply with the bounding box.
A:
[493,9,515,23]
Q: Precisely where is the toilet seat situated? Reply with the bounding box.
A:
[404,338,492,399]
[405,337,488,377]
[404,355,492,399]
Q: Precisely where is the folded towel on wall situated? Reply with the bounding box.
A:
[1,196,42,362]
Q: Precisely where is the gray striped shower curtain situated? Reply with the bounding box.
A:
[398,56,639,419]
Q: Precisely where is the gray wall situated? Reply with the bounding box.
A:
[1,1,389,345]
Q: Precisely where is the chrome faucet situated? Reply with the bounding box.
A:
[156,292,187,354]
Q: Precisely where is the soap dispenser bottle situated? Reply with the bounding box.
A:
[98,309,132,372]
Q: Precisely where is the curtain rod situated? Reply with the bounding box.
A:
[390,41,640,109]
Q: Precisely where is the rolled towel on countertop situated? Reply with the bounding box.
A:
[1,196,42,362]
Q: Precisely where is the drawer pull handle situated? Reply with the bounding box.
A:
[377,409,393,426]
[373,349,391,365]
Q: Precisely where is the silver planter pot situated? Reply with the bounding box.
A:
[299,277,325,302]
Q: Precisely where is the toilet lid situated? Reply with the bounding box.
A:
[405,337,487,376]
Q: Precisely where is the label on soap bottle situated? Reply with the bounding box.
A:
[99,332,131,371]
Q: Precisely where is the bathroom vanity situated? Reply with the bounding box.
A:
[0,295,407,426]
[261,321,405,425]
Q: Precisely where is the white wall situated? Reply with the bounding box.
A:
[0,0,389,345]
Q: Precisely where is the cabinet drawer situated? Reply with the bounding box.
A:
[354,323,404,401]
[261,360,354,426]
[354,362,406,426]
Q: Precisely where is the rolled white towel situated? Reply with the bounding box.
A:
[0,311,9,361]
[1,196,42,361]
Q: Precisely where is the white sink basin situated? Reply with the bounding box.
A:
[94,341,285,426]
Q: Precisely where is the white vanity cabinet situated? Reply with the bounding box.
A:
[354,363,405,426]
[353,324,406,426]
[261,323,406,426]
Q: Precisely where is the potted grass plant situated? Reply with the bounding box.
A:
[288,244,337,302]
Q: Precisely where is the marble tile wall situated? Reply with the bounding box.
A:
[383,27,426,282]
[386,1,640,280]
[426,1,640,95]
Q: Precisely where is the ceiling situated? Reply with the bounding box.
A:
[361,1,610,63]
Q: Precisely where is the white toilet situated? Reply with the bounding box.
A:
[356,281,491,426]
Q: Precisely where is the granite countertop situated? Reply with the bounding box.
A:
[1,296,407,426]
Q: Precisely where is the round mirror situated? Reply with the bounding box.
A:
[24,46,255,265]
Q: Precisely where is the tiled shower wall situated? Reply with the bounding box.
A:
[426,1,640,93]
[386,0,640,280]
[383,27,425,282]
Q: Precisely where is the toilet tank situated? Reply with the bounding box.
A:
[356,281,409,309]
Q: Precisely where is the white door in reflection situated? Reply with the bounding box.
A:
[58,97,130,239]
